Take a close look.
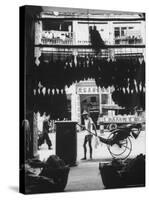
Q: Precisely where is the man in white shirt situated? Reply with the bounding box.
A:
[81,110,97,160]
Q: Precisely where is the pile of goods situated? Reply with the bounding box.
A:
[99,154,145,189]
[22,155,70,194]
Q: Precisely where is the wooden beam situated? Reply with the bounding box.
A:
[35,44,145,49]
[37,17,145,22]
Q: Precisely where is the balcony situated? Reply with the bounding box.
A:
[41,30,74,45]
[114,36,143,45]
[41,30,108,46]
[40,30,144,49]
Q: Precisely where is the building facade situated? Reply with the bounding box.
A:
[34,8,145,125]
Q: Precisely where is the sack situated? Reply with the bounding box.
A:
[39,155,70,192]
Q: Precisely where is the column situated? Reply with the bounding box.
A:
[71,93,77,121]
[71,93,81,131]
[108,87,113,116]
[33,113,39,158]
[71,93,81,123]
[76,94,81,125]
[99,87,102,114]
[72,21,78,45]
[108,21,114,45]
[35,20,42,45]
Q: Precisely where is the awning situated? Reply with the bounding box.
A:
[102,105,124,110]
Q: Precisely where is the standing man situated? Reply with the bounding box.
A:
[39,115,52,150]
[81,111,97,160]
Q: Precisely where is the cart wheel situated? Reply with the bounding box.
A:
[107,133,132,160]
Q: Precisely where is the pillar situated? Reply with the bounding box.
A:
[108,21,114,45]
[71,93,81,124]
[76,94,81,125]
[33,113,39,158]
[35,20,42,45]
[72,21,78,45]
[71,93,77,121]
[98,87,102,115]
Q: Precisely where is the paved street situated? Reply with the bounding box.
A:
[38,129,145,162]
[66,161,105,191]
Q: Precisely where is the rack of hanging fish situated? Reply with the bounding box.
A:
[32,46,145,117]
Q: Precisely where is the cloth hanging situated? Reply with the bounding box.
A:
[89,26,105,52]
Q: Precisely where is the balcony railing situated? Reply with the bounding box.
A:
[77,40,90,45]
[41,37,73,45]
[114,36,143,45]
[41,30,74,45]
[41,30,109,46]
[40,30,144,47]
[76,39,109,45]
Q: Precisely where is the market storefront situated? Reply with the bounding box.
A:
[66,80,115,126]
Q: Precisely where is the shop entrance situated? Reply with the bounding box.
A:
[80,94,100,127]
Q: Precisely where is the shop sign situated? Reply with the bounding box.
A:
[77,86,108,94]
[97,116,145,124]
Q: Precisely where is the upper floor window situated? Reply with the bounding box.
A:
[114,27,120,37]
[42,21,72,32]
[114,27,127,38]
[114,26,142,44]
[121,27,127,37]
